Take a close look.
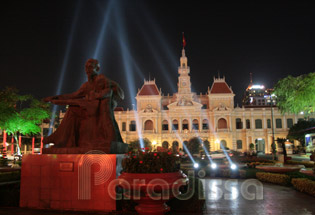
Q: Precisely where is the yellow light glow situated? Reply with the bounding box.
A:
[152,141,157,145]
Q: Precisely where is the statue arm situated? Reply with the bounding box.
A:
[43,84,86,102]
[111,80,124,100]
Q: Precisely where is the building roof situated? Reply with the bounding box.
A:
[138,79,160,96]
[209,77,233,94]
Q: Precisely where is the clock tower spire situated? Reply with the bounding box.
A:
[176,34,193,105]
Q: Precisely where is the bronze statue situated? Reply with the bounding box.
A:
[43,59,125,154]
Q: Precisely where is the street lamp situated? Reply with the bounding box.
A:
[267,94,276,159]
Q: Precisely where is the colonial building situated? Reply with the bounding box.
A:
[114,48,311,153]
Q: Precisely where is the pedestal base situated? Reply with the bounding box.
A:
[20,154,117,211]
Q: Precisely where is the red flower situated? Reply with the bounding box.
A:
[139,161,143,164]
[133,156,136,159]
[160,168,163,171]
[154,153,157,156]
[168,152,172,155]
[145,147,149,150]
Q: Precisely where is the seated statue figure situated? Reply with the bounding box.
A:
[43,59,124,153]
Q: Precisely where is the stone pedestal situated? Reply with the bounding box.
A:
[20,154,117,212]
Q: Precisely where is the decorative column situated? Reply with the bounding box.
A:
[11,136,14,156]
[2,131,7,158]
[32,137,35,154]
[40,136,43,154]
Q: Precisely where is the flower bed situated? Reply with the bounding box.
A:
[256,172,290,185]
[292,178,315,197]
[255,165,304,173]
[286,160,315,168]
[122,150,180,173]
[232,156,274,164]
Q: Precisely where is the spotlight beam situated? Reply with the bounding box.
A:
[48,0,82,135]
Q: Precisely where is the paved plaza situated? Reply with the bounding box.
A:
[0,178,314,215]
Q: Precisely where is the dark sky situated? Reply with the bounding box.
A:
[1,1,315,108]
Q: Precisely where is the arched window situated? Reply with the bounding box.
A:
[287,118,293,128]
[162,120,168,131]
[267,119,271,128]
[122,122,126,131]
[144,120,153,130]
[236,118,242,129]
[162,141,169,149]
[202,119,209,130]
[218,118,227,129]
[255,119,262,129]
[246,119,250,129]
[172,120,178,130]
[276,119,282,128]
[182,119,189,130]
[192,119,199,130]
[172,141,179,153]
[236,140,242,149]
[129,120,136,131]
[220,140,227,149]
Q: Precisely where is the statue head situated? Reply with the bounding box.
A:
[85,59,100,77]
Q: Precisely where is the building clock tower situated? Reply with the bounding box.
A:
[176,48,194,105]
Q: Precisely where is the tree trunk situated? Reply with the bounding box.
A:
[14,134,21,156]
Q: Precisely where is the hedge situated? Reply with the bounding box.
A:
[286,160,315,168]
[256,172,290,185]
[292,178,315,197]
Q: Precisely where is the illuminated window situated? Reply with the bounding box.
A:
[122,122,126,131]
[267,119,271,128]
[202,119,209,130]
[129,120,136,131]
[172,120,179,130]
[162,141,169,149]
[162,120,168,130]
[276,119,282,128]
[237,140,242,149]
[182,119,189,130]
[236,118,242,129]
[255,119,262,129]
[287,118,293,128]
[246,119,251,129]
[192,119,199,130]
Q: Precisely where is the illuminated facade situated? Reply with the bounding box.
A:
[114,48,312,152]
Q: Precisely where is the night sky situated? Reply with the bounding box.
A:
[1,1,315,109]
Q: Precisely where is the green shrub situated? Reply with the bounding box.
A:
[256,172,290,185]
[292,178,315,197]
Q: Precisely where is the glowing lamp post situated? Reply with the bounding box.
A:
[267,94,277,159]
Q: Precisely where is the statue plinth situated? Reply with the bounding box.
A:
[42,141,127,154]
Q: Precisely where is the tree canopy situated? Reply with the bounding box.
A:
[187,137,202,154]
[274,72,315,115]
[0,87,50,152]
